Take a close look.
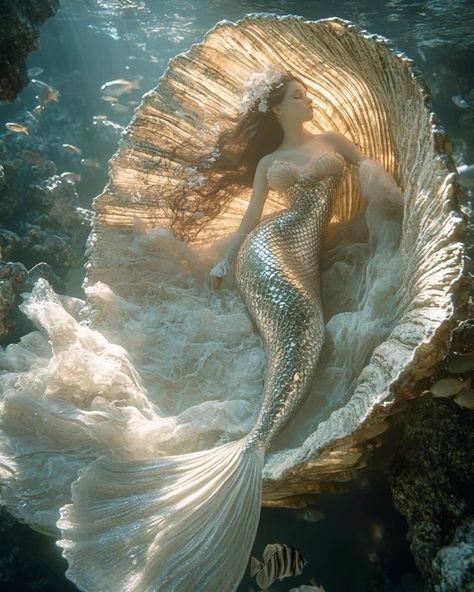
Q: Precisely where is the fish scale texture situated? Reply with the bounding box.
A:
[236,152,345,450]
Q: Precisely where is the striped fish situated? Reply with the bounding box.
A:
[250,543,307,589]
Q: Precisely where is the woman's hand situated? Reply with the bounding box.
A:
[208,256,231,290]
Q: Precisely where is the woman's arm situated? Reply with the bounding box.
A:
[322,130,368,167]
[209,156,270,289]
[324,131,404,207]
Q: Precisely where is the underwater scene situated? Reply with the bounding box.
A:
[0,1,473,592]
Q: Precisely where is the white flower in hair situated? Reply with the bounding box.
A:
[184,165,207,189]
[236,68,285,115]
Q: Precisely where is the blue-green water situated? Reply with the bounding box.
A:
[1,1,473,590]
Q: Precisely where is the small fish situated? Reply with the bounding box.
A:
[5,122,28,134]
[39,85,59,107]
[367,550,379,564]
[451,94,470,109]
[27,66,44,78]
[296,506,325,523]
[22,149,47,166]
[31,79,60,109]
[80,158,102,169]
[456,164,474,188]
[250,543,307,590]
[110,103,129,113]
[370,520,384,544]
[32,105,44,116]
[62,143,82,155]
[416,47,426,63]
[100,78,141,97]
[127,100,139,106]
[453,387,474,409]
[30,78,52,91]
[446,351,474,372]
[430,376,470,397]
[61,171,82,183]
[101,95,119,103]
[92,115,109,121]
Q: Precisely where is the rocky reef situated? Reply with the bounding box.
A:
[0,0,76,344]
[387,320,474,592]
[0,0,59,101]
[0,151,92,343]
[388,396,474,591]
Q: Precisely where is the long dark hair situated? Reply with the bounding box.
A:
[157,69,307,243]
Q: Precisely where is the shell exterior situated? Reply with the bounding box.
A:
[86,14,470,504]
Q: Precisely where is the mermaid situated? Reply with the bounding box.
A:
[50,68,404,592]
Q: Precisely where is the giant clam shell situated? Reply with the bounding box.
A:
[86,14,469,505]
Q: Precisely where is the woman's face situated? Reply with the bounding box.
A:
[272,80,313,122]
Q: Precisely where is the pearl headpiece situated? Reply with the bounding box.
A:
[236,68,285,115]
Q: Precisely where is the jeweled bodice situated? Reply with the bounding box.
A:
[266,151,346,196]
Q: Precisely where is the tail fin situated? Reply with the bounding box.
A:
[56,437,264,592]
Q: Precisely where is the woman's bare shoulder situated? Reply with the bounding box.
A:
[257,153,278,173]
